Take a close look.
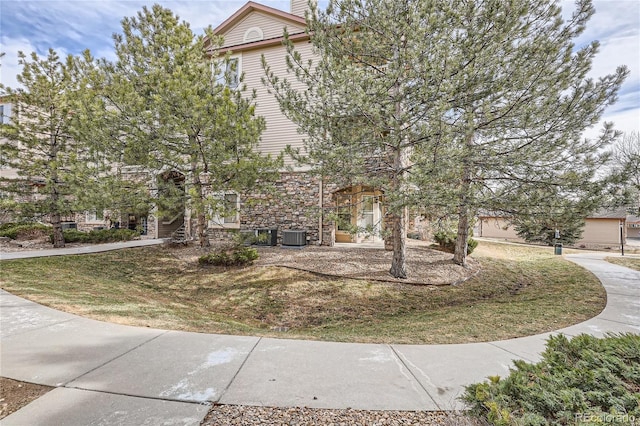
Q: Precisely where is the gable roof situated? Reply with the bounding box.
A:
[209,1,309,55]
[589,208,628,219]
[213,1,306,36]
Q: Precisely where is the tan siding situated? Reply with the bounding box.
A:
[479,218,524,241]
[582,219,623,244]
[291,0,316,17]
[222,12,305,48]
[240,41,317,166]
[479,216,625,245]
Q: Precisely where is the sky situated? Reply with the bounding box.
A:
[0,0,638,139]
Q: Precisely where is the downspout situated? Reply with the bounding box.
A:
[318,177,323,245]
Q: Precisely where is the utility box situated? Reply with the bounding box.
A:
[282,230,306,247]
[257,228,278,246]
[239,230,256,246]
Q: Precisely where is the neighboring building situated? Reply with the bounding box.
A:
[627,215,640,237]
[1,1,390,246]
[477,208,628,248]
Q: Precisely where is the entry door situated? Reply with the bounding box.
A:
[358,195,381,242]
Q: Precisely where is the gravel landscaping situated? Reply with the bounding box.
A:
[201,405,482,425]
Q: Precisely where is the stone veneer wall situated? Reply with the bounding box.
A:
[207,172,339,246]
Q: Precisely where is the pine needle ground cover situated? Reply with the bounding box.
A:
[0,242,605,344]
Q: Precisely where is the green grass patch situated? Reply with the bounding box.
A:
[605,256,640,271]
[0,241,606,344]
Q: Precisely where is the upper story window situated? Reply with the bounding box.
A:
[0,103,11,124]
[243,27,264,43]
[214,57,240,89]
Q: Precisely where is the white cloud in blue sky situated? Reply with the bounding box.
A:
[1,0,638,136]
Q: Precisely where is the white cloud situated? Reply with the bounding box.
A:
[0,37,39,90]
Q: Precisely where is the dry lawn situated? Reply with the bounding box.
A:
[0,241,605,344]
[605,256,640,271]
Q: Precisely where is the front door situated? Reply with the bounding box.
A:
[357,195,382,242]
[334,187,384,243]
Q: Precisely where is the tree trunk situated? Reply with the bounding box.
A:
[49,125,65,248]
[389,209,407,278]
[51,213,65,248]
[453,203,469,266]
[388,68,409,279]
[453,131,474,267]
[191,156,210,249]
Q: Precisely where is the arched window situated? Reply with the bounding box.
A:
[243,27,264,43]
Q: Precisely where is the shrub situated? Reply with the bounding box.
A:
[199,246,259,267]
[433,230,478,255]
[462,333,640,425]
[49,228,139,244]
[0,223,51,240]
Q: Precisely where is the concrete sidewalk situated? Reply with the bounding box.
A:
[0,238,166,260]
[1,251,638,425]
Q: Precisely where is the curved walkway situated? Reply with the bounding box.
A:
[1,246,638,425]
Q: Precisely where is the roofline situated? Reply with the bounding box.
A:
[478,213,627,220]
[217,31,310,55]
[213,1,306,36]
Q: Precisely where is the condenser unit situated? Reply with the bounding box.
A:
[257,228,278,246]
[282,230,306,246]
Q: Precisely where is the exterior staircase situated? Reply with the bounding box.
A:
[171,224,186,243]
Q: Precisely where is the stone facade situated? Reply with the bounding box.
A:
[207,171,339,246]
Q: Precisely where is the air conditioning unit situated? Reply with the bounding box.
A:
[257,228,278,246]
[282,230,306,246]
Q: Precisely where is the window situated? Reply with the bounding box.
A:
[336,194,353,231]
[214,57,240,89]
[224,193,239,224]
[86,210,105,223]
[209,192,240,227]
[243,27,264,43]
[0,103,11,124]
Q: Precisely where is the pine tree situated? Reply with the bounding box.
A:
[612,132,640,215]
[0,50,109,247]
[101,5,282,247]
[429,0,628,266]
[264,0,457,278]
[265,0,627,273]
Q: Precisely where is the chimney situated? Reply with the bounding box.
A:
[290,0,317,18]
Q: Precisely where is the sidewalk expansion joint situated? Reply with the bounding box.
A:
[595,317,640,328]
[486,342,538,364]
[62,330,170,387]
[388,345,441,410]
[62,385,213,406]
[0,317,76,339]
[214,336,262,403]
[605,290,640,297]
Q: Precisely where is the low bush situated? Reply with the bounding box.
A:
[433,230,478,255]
[462,333,640,425]
[0,223,51,240]
[49,228,139,244]
[199,246,259,267]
